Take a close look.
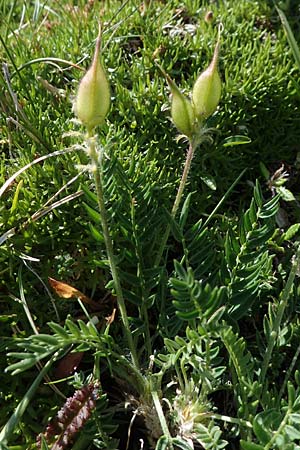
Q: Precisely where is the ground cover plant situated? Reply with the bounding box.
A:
[1,0,300,449]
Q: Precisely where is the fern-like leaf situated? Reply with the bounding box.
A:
[220,326,259,421]
[170,260,226,322]
[250,382,300,449]
[6,320,109,375]
[224,181,279,319]
[194,422,228,450]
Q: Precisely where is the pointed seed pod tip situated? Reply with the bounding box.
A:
[192,25,223,120]
[75,29,110,133]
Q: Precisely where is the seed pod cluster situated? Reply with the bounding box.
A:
[166,29,222,139]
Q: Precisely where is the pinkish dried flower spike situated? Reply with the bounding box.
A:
[37,382,99,450]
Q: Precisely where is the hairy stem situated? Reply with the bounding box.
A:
[130,199,152,358]
[155,139,196,267]
[87,134,139,370]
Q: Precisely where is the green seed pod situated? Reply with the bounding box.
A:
[155,61,195,138]
[192,39,221,120]
[75,32,110,134]
[163,72,195,138]
[170,82,195,138]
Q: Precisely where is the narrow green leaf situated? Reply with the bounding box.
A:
[207,306,226,325]
[170,277,189,290]
[87,321,99,337]
[81,183,98,204]
[290,413,300,423]
[253,410,281,445]
[240,441,264,450]
[0,354,57,445]
[123,288,142,306]
[155,435,170,450]
[33,334,59,346]
[223,135,251,147]
[285,425,300,440]
[258,195,280,218]
[26,343,49,353]
[288,381,296,405]
[276,186,295,202]
[94,259,110,268]
[171,288,189,300]
[174,308,199,320]
[162,207,182,241]
[174,260,187,280]
[179,192,192,231]
[77,319,91,336]
[40,435,50,450]
[83,202,101,224]
[254,181,263,207]
[7,352,33,360]
[171,437,193,450]
[65,319,82,338]
[259,161,270,180]
[89,223,104,242]
[200,174,217,190]
[10,179,23,214]
[48,322,70,339]
[6,358,38,374]
[276,6,300,71]
[282,223,300,241]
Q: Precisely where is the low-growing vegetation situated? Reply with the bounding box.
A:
[1,1,300,449]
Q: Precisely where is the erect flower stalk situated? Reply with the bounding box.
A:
[155,25,223,267]
[154,139,196,267]
[75,27,139,370]
[87,135,139,370]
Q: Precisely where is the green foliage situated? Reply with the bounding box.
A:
[170,259,226,321]
[241,382,300,450]
[156,326,225,387]
[220,326,258,423]
[193,422,228,450]
[6,319,110,376]
[224,181,280,319]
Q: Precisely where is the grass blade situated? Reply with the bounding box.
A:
[276,6,300,71]
[0,352,60,446]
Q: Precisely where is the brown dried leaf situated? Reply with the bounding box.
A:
[48,277,99,309]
